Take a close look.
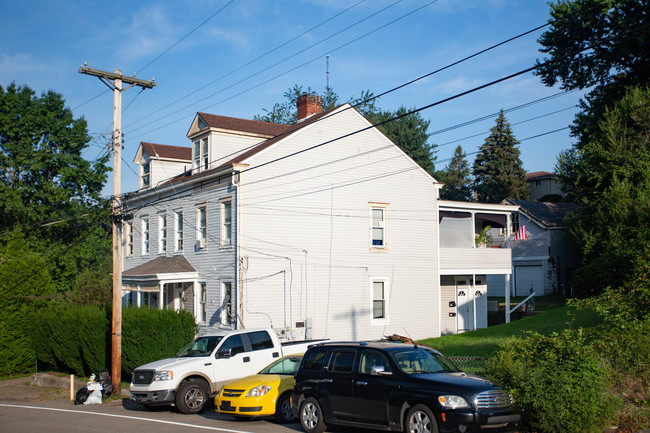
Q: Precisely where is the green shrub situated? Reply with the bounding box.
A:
[121,307,197,377]
[31,304,197,378]
[485,330,617,433]
[31,304,108,375]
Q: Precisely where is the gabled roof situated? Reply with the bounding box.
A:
[187,112,293,138]
[526,171,555,181]
[123,256,196,277]
[503,199,582,228]
[224,106,340,167]
[134,142,191,164]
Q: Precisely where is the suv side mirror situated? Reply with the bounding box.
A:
[371,365,391,376]
[216,348,232,359]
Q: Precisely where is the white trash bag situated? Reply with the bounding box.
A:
[84,388,103,405]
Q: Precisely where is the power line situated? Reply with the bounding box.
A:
[125,0,432,138]
[126,0,366,129]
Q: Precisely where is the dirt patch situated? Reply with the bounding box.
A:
[0,378,69,402]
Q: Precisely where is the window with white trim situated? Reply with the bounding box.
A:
[197,205,207,248]
[193,138,209,172]
[198,282,207,323]
[141,161,150,188]
[221,199,232,246]
[221,281,234,326]
[175,211,184,251]
[371,279,389,322]
[370,204,387,249]
[159,215,167,253]
[142,216,149,254]
[125,222,133,256]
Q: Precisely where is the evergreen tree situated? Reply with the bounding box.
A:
[440,145,472,201]
[472,111,528,203]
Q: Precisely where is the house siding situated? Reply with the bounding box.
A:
[236,108,439,341]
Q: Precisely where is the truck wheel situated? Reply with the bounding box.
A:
[176,379,208,414]
[406,404,439,433]
[274,392,295,423]
[300,397,327,433]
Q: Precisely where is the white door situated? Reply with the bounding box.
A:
[474,278,487,329]
[515,266,543,296]
[456,279,473,332]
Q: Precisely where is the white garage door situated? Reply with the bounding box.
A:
[515,265,543,297]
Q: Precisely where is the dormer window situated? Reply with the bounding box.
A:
[193,138,209,173]
[141,161,150,188]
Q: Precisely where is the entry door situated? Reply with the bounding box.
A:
[456,279,474,332]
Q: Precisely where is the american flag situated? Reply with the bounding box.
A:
[515,225,528,240]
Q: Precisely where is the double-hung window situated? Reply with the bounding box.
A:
[159,215,167,253]
[198,282,207,323]
[175,211,184,251]
[141,162,150,188]
[371,279,389,323]
[125,222,133,256]
[197,206,207,248]
[193,138,209,172]
[221,281,233,326]
[370,204,388,249]
[142,217,150,254]
[221,199,232,246]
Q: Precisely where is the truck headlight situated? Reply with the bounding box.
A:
[438,395,470,409]
[154,370,173,381]
[246,385,272,397]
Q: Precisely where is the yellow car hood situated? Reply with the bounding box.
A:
[224,374,288,389]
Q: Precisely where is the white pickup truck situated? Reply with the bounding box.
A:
[129,327,325,414]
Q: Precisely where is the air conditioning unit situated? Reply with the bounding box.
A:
[196,238,206,249]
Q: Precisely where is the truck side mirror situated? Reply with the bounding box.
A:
[216,348,232,359]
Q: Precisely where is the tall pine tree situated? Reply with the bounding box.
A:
[440,145,472,201]
[472,111,528,203]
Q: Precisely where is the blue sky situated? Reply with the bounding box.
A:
[1,0,586,196]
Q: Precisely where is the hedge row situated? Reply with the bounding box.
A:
[31,304,197,377]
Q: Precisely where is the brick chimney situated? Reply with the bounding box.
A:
[296,94,322,121]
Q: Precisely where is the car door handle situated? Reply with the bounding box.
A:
[272,352,279,358]
[204,363,212,366]
[243,357,250,363]
[322,379,333,383]
[356,381,367,385]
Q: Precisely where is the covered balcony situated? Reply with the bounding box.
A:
[438,201,518,275]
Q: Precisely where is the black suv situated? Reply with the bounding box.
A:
[291,342,522,433]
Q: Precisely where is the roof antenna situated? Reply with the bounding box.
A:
[403,327,418,349]
[326,54,330,90]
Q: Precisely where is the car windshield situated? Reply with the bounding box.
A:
[259,355,303,375]
[391,347,460,374]
[176,336,223,357]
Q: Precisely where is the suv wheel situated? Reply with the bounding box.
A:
[300,397,327,433]
[175,379,208,414]
[406,404,439,433]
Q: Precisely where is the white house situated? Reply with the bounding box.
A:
[121,95,518,341]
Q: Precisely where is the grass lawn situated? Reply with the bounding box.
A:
[419,303,602,357]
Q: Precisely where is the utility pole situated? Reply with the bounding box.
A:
[79,65,156,396]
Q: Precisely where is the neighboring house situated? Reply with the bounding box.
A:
[121,95,518,341]
[487,199,581,297]
[526,171,565,202]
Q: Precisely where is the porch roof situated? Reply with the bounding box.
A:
[123,256,196,277]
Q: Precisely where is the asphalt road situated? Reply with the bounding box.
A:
[0,377,381,433]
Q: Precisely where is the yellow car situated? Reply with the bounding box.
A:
[215,354,303,423]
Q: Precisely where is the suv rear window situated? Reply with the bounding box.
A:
[302,347,328,371]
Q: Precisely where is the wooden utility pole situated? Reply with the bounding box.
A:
[79,65,156,396]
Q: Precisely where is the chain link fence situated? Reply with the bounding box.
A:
[447,356,489,375]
